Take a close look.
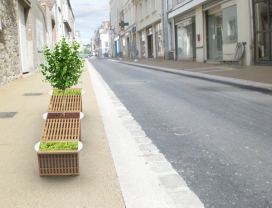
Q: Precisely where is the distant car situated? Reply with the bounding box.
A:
[79,53,90,58]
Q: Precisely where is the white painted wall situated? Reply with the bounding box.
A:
[195,6,204,62]
[136,0,161,31]
[100,33,109,56]
[236,0,252,66]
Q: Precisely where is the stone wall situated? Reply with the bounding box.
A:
[0,0,20,86]
[0,0,54,86]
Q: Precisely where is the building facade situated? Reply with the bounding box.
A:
[0,0,53,85]
[0,0,21,85]
[134,0,164,59]
[167,0,271,66]
[61,0,75,41]
[93,22,110,57]
[252,0,272,65]
[0,0,76,86]
[109,0,271,66]
[109,0,126,57]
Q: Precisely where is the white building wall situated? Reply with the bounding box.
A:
[236,0,252,66]
[195,6,204,62]
[56,1,64,41]
[135,0,162,58]
[123,0,136,58]
[110,0,127,57]
[100,33,109,56]
[136,0,161,31]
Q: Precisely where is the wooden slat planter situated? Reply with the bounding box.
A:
[48,88,83,112]
[48,95,82,112]
[37,151,79,176]
[40,118,81,141]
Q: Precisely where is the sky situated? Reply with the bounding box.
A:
[70,0,110,45]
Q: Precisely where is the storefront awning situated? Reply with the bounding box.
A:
[168,0,205,19]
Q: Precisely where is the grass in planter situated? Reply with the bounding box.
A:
[53,89,81,95]
[39,142,78,151]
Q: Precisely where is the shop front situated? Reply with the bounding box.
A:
[175,18,196,61]
[173,9,196,61]
[205,3,238,62]
[140,30,146,57]
[122,35,126,57]
[114,36,121,57]
[253,0,272,64]
[147,27,154,58]
[155,22,164,58]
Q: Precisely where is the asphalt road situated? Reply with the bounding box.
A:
[88,57,272,208]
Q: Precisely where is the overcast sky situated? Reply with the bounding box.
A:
[70,0,110,45]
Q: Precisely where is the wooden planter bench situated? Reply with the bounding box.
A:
[35,141,83,176]
[48,95,82,112]
[40,117,81,142]
[37,150,79,176]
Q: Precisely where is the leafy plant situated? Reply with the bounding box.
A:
[40,37,85,115]
[39,142,78,151]
[53,89,81,95]
[83,48,90,54]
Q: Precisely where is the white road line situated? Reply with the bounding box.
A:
[87,61,204,208]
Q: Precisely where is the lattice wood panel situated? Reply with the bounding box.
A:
[48,95,82,112]
[40,119,81,141]
[37,152,79,176]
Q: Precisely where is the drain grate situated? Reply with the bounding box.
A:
[0,112,17,118]
[23,93,43,96]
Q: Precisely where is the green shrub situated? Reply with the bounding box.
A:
[40,37,85,114]
[39,142,78,151]
[53,89,81,95]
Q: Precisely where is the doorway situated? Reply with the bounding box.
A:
[148,35,153,58]
[127,37,130,58]
[207,11,223,60]
[18,3,29,73]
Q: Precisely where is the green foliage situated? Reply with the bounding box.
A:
[53,89,81,95]
[40,37,85,91]
[39,142,78,151]
[83,48,90,54]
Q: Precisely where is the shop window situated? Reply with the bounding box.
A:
[222,5,237,44]
[140,31,145,57]
[155,23,163,58]
[176,18,195,60]
[227,19,237,36]
[253,1,272,61]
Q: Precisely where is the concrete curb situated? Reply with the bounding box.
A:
[108,59,272,93]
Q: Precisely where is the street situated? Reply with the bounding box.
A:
[88,57,272,208]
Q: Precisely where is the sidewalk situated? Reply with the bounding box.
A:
[0,57,270,207]
[0,65,125,207]
[108,57,272,89]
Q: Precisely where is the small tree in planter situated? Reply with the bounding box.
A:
[40,37,85,115]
